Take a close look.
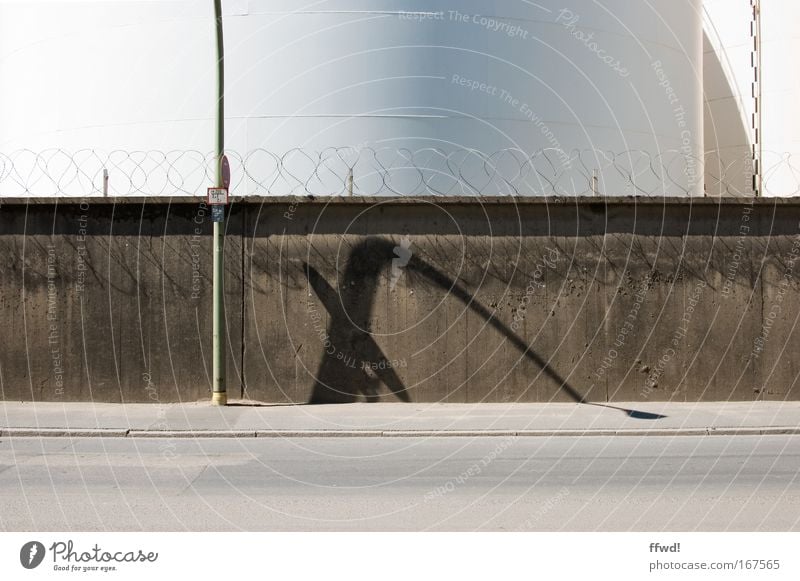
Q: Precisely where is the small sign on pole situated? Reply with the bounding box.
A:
[207,187,228,206]
[211,206,225,223]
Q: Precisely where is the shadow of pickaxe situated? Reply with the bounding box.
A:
[303,237,665,420]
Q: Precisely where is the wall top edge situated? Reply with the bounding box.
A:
[0,196,788,207]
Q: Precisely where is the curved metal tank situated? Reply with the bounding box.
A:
[0,1,216,197]
[759,0,800,196]
[704,0,800,197]
[0,1,215,151]
[703,0,756,196]
[0,0,704,197]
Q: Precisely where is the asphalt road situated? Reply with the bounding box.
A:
[1,435,798,531]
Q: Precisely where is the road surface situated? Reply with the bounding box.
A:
[1,435,798,531]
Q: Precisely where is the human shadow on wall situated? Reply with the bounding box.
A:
[303,237,665,419]
[304,253,411,404]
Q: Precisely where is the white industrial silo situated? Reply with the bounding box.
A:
[703,0,756,196]
[704,0,800,197]
[759,0,800,196]
[0,1,704,197]
[0,0,217,197]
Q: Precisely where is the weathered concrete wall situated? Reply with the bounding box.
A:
[0,201,243,405]
[1,197,798,403]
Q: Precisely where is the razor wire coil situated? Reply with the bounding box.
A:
[0,147,796,198]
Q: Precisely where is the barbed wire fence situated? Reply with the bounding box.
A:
[1,147,798,198]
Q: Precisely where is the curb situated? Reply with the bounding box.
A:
[1,427,799,438]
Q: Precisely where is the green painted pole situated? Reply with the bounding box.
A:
[212,0,226,405]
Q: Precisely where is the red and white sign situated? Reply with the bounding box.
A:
[207,187,228,206]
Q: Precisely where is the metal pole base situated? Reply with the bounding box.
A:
[211,391,228,406]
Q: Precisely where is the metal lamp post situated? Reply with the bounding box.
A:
[211,0,226,405]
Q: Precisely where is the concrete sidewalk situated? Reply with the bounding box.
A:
[1,400,799,438]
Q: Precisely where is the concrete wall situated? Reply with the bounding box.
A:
[1,197,798,404]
